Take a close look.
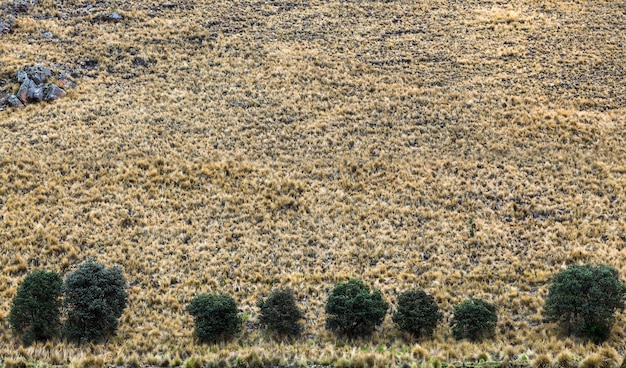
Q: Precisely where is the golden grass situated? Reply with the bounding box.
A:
[1,0,626,366]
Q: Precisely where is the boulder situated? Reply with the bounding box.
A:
[17,78,44,103]
[7,94,24,107]
[108,12,123,22]
[22,64,53,84]
[27,81,43,102]
[43,84,65,101]
[16,78,31,103]
[17,69,28,83]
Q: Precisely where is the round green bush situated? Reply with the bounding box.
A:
[9,270,62,345]
[392,289,442,338]
[451,298,497,341]
[257,288,304,337]
[187,292,242,343]
[62,259,128,343]
[544,263,626,343]
[325,279,389,337]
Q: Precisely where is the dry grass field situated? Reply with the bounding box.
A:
[1,0,626,366]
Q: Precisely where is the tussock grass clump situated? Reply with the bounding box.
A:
[579,354,605,368]
[533,354,553,368]
[555,351,577,368]
[3,358,28,368]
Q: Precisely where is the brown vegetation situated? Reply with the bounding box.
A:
[1,0,625,365]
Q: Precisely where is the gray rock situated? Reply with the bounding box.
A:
[16,78,31,103]
[26,80,43,102]
[17,69,28,83]
[41,31,52,38]
[30,70,48,84]
[13,64,72,105]
[7,94,24,107]
[94,12,123,23]
[108,12,123,22]
[43,84,65,101]
[24,64,53,84]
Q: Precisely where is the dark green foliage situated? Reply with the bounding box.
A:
[62,259,128,343]
[257,288,304,337]
[9,270,62,345]
[451,298,497,341]
[544,263,626,343]
[325,279,389,337]
[187,292,241,343]
[392,289,443,338]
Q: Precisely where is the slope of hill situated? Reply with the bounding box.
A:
[1,0,625,366]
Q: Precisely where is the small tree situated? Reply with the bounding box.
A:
[325,279,389,337]
[393,289,443,338]
[62,259,128,343]
[187,292,241,343]
[257,288,304,337]
[9,270,62,345]
[451,298,497,341]
[544,263,626,343]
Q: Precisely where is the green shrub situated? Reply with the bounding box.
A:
[62,259,128,343]
[187,292,241,343]
[325,279,389,337]
[257,288,304,337]
[392,289,442,338]
[451,298,497,341]
[544,263,626,343]
[9,270,62,345]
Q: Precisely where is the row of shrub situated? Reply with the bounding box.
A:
[188,279,497,343]
[9,261,626,346]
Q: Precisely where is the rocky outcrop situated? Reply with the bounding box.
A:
[3,64,77,108]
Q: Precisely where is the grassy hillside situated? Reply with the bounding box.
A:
[1,0,625,366]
